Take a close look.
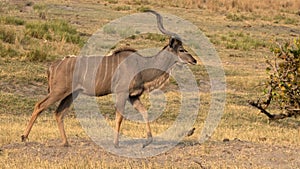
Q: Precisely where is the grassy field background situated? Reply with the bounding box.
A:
[0,0,300,168]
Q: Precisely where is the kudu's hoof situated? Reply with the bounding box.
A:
[21,135,27,142]
[142,137,153,148]
[62,144,70,147]
[114,141,120,148]
[114,143,120,148]
[61,142,70,147]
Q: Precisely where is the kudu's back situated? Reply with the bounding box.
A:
[47,48,138,97]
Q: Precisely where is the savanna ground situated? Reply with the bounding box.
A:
[0,0,300,168]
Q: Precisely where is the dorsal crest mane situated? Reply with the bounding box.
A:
[112,47,137,55]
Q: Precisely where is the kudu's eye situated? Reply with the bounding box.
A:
[179,49,186,52]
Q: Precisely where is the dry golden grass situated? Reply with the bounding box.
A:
[111,0,300,12]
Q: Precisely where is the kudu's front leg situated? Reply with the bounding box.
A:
[129,96,153,148]
[114,110,123,148]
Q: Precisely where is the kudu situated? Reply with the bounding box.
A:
[21,10,197,148]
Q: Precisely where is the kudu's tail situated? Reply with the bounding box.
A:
[47,67,52,93]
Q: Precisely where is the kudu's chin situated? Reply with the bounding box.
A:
[189,60,197,65]
[178,60,197,65]
[175,61,195,69]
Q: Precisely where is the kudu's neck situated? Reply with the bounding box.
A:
[141,46,178,83]
[151,46,178,72]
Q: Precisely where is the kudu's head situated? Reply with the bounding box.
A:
[146,10,197,65]
[167,37,197,65]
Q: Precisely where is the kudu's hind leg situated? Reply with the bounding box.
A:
[54,90,80,146]
[129,96,153,148]
[22,93,62,142]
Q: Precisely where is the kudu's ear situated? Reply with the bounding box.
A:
[169,37,182,50]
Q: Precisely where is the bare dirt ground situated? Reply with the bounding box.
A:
[1,138,299,168]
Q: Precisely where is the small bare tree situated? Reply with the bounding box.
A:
[249,39,300,120]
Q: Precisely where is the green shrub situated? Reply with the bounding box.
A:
[250,39,300,120]
[266,39,300,109]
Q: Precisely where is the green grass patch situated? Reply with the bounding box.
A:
[136,6,151,12]
[145,33,166,42]
[103,24,136,38]
[26,46,57,62]
[226,13,248,22]
[0,26,16,44]
[25,20,84,45]
[0,92,36,115]
[33,3,46,11]
[1,16,25,26]
[0,43,19,58]
[283,17,298,25]
[221,31,267,51]
[104,0,118,4]
[114,5,131,11]
[273,14,298,25]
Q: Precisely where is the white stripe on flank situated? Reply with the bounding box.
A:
[82,58,88,83]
